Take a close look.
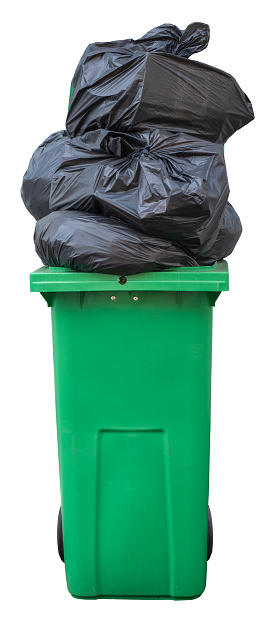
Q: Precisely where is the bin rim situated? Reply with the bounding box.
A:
[30,261,229,293]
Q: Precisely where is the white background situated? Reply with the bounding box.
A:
[1,1,276,622]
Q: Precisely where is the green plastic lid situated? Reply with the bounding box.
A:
[30,261,229,294]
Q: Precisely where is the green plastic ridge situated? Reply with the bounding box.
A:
[30,261,229,293]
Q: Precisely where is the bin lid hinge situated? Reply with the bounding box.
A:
[79,292,84,308]
[40,292,53,307]
[209,291,221,307]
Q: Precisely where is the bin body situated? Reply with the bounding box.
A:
[30,262,229,599]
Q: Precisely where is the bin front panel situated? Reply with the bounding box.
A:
[51,290,213,599]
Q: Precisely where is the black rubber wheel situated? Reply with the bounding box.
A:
[57,507,64,563]
[207,505,213,561]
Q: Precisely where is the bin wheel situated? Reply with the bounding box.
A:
[57,507,64,563]
[207,505,213,561]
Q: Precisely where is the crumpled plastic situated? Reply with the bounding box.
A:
[49,128,229,257]
[66,22,254,142]
[21,130,68,220]
[34,210,198,274]
[21,22,254,273]
[196,201,242,265]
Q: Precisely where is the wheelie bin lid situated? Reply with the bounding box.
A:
[30,261,229,294]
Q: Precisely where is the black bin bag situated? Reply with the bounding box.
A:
[34,210,198,274]
[21,131,68,220]
[196,201,242,264]
[21,21,252,272]
[49,128,229,255]
[66,22,254,142]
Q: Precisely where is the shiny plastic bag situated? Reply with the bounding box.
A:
[66,23,254,142]
[50,128,229,254]
[34,210,198,274]
[21,131,68,220]
[196,201,242,264]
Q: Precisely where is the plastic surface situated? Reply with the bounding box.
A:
[20,22,253,271]
[21,131,68,220]
[30,263,228,599]
[67,23,254,141]
[34,205,238,274]
[22,128,241,267]
[49,128,229,253]
[30,260,229,293]
[34,211,198,274]
[197,201,242,264]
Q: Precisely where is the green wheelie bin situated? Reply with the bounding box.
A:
[30,261,229,599]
